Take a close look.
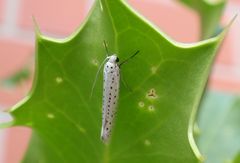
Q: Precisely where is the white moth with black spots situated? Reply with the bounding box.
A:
[101,55,120,143]
[91,41,139,144]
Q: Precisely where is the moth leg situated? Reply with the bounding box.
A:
[120,72,132,92]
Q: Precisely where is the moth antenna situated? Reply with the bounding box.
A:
[119,50,140,67]
[103,40,109,57]
[121,71,132,92]
[90,57,109,99]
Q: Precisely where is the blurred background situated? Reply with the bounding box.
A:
[0,0,239,162]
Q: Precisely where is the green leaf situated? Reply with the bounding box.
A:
[197,91,240,163]
[4,0,229,162]
[234,154,240,163]
[178,0,226,39]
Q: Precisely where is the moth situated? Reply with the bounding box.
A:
[91,41,139,143]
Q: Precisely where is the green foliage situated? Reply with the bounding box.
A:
[0,68,30,87]
[234,154,240,163]
[197,91,240,163]
[179,0,226,39]
[2,0,230,162]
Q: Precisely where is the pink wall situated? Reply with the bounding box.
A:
[128,0,200,43]
[210,3,240,92]
[0,0,239,162]
[18,0,91,36]
[0,0,5,23]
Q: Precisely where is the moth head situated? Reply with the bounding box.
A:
[108,55,119,63]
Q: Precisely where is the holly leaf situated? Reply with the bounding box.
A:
[197,91,240,163]
[178,0,226,39]
[3,0,230,162]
